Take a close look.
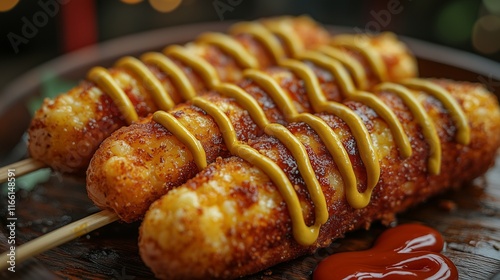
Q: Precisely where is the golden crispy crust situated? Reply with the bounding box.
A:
[139,81,500,279]
[87,42,417,222]
[86,64,342,222]
[28,17,330,174]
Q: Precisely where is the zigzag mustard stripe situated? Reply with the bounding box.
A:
[87,67,139,124]
[116,56,174,111]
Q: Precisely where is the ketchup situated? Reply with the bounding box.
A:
[313,224,458,280]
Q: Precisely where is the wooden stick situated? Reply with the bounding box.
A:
[0,158,47,183]
[0,210,119,270]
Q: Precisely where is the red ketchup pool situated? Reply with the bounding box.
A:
[313,224,458,280]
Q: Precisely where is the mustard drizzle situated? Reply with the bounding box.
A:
[149,49,381,243]
[86,26,274,169]
[84,21,389,128]
[189,55,398,239]
[143,25,300,167]
[261,18,304,57]
[215,83,270,129]
[141,52,197,101]
[229,22,286,63]
[87,67,139,124]
[142,21,304,173]
[85,20,470,245]
[152,111,207,170]
[202,21,389,208]
[115,56,174,111]
[163,45,221,89]
[189,97,328,245]
[317,45,368,90]
[277,58,381,207]
[85,21,291,126]
[157,33,409,234]
[243,69,300,120]
[293,113,356,202]
[330,34,388,82]
[152,51,469,244]
[375,83,442,174]
[401,78,470,145]
[196,32,259,69]
[319,102,381,206]
[296,51,412,158]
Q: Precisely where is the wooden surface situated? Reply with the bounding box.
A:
[1,23,500,279]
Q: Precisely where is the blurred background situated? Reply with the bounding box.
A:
[0,0,499,98]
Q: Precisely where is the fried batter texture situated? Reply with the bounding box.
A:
[28,16,330,174]
[87,38,417,222]
[139,80,500,279]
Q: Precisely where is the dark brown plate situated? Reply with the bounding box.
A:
[0,22,499,280]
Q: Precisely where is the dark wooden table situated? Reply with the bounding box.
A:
[1,22,500,279]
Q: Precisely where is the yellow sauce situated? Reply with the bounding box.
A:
[294,113,357,203]
[375,83,442,174]
[402,78,470,145]
[297,51,412,158]
[297,51,356,93]
[243,69,299,120]
[317,45,368,90]
[262,18,304,57]
[152,52,470,244]
[164,45,221,88]
[116,56,174,111]
[297,113,357,198]
[179,56,385,240]
[191,97,328,245]
[86,23,291,124]
[229,22,285,63]
[330,34,388,82]
[277,58,388,208]
[141,52,197,101]
[215,83,270,129]
[87,67,139,124]
[316,102,381,208]
[152,111,207,170]
[196,32,259,69]
[264,122,329,225]
[84,22,470,245]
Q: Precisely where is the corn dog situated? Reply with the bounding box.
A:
[139,80,500,279]
[28,16,332,174]
[87,40,417,222]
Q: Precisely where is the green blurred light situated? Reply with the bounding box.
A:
[28,72,76,116]
[434,0,478,45]
[484,0,500,16]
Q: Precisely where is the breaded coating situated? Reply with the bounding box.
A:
[28,16,330,174]
[139,81,500,279]
[87,38,417,222]
[86,65,342,222]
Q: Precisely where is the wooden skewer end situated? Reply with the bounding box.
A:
[0,158,47,183]
[0,210,119,271]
